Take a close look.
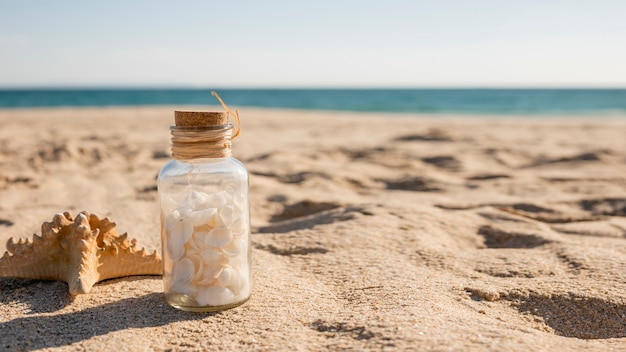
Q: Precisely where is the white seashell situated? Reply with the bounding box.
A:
[221,236,245,257]
[164,210,181,233]
[219,205,238,227]
[188,253,204,282]
[166,233,185,262]
[172,258,195,286]
[199,248,226,266]
[230,217,244,234]
[206,192,228,208]
[183,191,212,210]
[228,250,249,268]
[189,208,218,227]
[182,218,194,244]
[228,268,245,295]
[176,204,193,218]
[185,235,201,252]
[195,286,235,306]
[216,266,234,287]
[206,227,233,248]
[192,230,209,247]
[166,220,192,262]
[195,264,224,285]
[168,218,194,258]
[191,230,207,248]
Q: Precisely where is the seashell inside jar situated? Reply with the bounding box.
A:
[158,99,250,312]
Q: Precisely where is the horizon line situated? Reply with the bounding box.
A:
[1,85,626,90]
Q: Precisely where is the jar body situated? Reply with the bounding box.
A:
[158,157,250,312]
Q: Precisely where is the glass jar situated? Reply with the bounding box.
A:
[158,110,250,312]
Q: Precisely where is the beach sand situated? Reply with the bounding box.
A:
[0,107,625,351]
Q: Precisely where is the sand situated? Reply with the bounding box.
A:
[0,107,625,351]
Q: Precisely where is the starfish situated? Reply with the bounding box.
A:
[0,211,162,294]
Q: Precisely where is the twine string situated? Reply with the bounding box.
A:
[169,91,240,160]
[170,126,233,160]
[211,91,241,139]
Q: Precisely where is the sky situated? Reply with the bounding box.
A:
[0,0,625,88]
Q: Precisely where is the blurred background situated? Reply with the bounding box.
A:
[0,0,625,114]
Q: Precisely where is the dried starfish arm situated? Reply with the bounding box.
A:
[68,213,102,293]
[97,246,162,281]
[88,213,162,281]
[0,212,76,281]
[0,236,68,281]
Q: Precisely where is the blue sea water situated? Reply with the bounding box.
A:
[0,88,625,116]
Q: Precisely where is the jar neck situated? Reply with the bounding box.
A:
[170,124,233,160]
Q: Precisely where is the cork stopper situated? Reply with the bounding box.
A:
[174,111,228,127]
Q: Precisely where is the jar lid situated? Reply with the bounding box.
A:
[174,111,228,127]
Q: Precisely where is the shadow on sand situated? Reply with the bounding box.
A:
[0,278,211,351]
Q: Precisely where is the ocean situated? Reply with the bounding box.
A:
[0,88,625,116]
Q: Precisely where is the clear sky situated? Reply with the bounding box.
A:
[0,0,625,88]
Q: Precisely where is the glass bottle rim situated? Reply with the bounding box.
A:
[169,123,234,132]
